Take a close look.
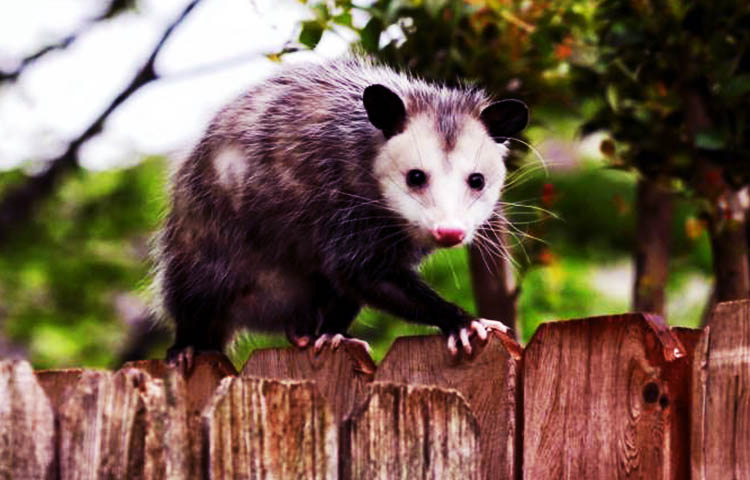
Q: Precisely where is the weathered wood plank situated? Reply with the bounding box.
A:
[57,367,190,479]
[375,333,521,480]
[202,376,336,479]
[123,353,236,479]
[35,368,84,413]
[523,313,689,479]
[241,343,375,423]
[343,383,480,480]
[0,360,55,480]
[124,352,237,417]
[668,327,702,480]
[691,300,750,479]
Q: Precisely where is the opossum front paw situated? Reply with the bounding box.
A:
[286,325,314,349]
[288,334,312,349]
[446,318,510,356]
[166,345,195,374]
[313,333,372,355]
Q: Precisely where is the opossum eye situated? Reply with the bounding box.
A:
[468,173,485,190]
[406,169,427,188]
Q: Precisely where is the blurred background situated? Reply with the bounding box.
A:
[0,0,748,370]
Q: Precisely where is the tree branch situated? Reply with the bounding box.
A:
[0,0,202,244]
[0,0,136,82]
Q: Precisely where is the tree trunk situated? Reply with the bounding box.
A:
[706,187,750,302]
[468,216,519,339]
[633,177,674,317]
[682,89,750,321]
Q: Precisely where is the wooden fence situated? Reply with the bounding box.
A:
[1,300,749,479]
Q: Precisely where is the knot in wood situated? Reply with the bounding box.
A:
[642,382,660,404]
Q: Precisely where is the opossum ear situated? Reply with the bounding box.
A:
[363,84,407,139]
[480,99,529,142]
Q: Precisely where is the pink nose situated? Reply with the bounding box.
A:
[432,228,465,247]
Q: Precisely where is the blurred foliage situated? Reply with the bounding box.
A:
[0,158,167,368]
[578,0,750,190]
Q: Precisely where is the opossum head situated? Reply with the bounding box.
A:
[363,84,528,249]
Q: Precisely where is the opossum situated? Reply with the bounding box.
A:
[156,57,528,367]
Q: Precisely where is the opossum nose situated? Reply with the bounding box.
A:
[432,228,465,247]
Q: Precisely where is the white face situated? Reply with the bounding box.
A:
[373,114,508,248]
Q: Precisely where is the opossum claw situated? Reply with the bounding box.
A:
[447,318,510,357]
[446,334,459,356]
[471,320,488,341]
[459,328,472,355]
[313,334,371,354]
[343,337,372,354]
[476,318,510,334]
[166,345,195,375]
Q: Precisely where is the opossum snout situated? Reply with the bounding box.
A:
[431,227,465,247]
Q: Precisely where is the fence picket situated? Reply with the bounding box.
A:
[691,299,750,479]
[522,313,690,479]
[241,342,375,423]
[342,383,480,480]
[202,377,336,479]
[0,360,55,480]
[57,368,190,479]
[375,333,521,480]
[5,304,750,478]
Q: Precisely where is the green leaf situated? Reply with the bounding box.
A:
[332,12,352,26]
[721,74,750,100]
[299,20,324,49]
[606,84,619,111]
[360,17,384,52]
[695,129,727,150]
[312,3,330,21]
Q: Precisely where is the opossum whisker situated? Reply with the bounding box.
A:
[474,230,523,269]
[472,232,519,270]
[496,136,548,174]
[470,131,489,178]
[409,127,427,172]
[495,200,559,219]
[472,239,496,279]
[335,215,407,226]
[473,229,512,260]
[481,216,528,261]
[470,235,498,273]
[502,165,553,192]
[328,222,408,245]
[383,171,430,210]
[488,217,548,246]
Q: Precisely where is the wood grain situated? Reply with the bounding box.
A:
[124,352,237,416]
[668,327,702,480]
[241,343,375,424]
[35,368,84,413]
[691,300,750,479]
[0,360,55,480]
[202,376,337,479]
[57,367,190,479]
[343,382,480,480]
[375,333,521,480]
[124,352,237,479]
[523,313,688,479]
